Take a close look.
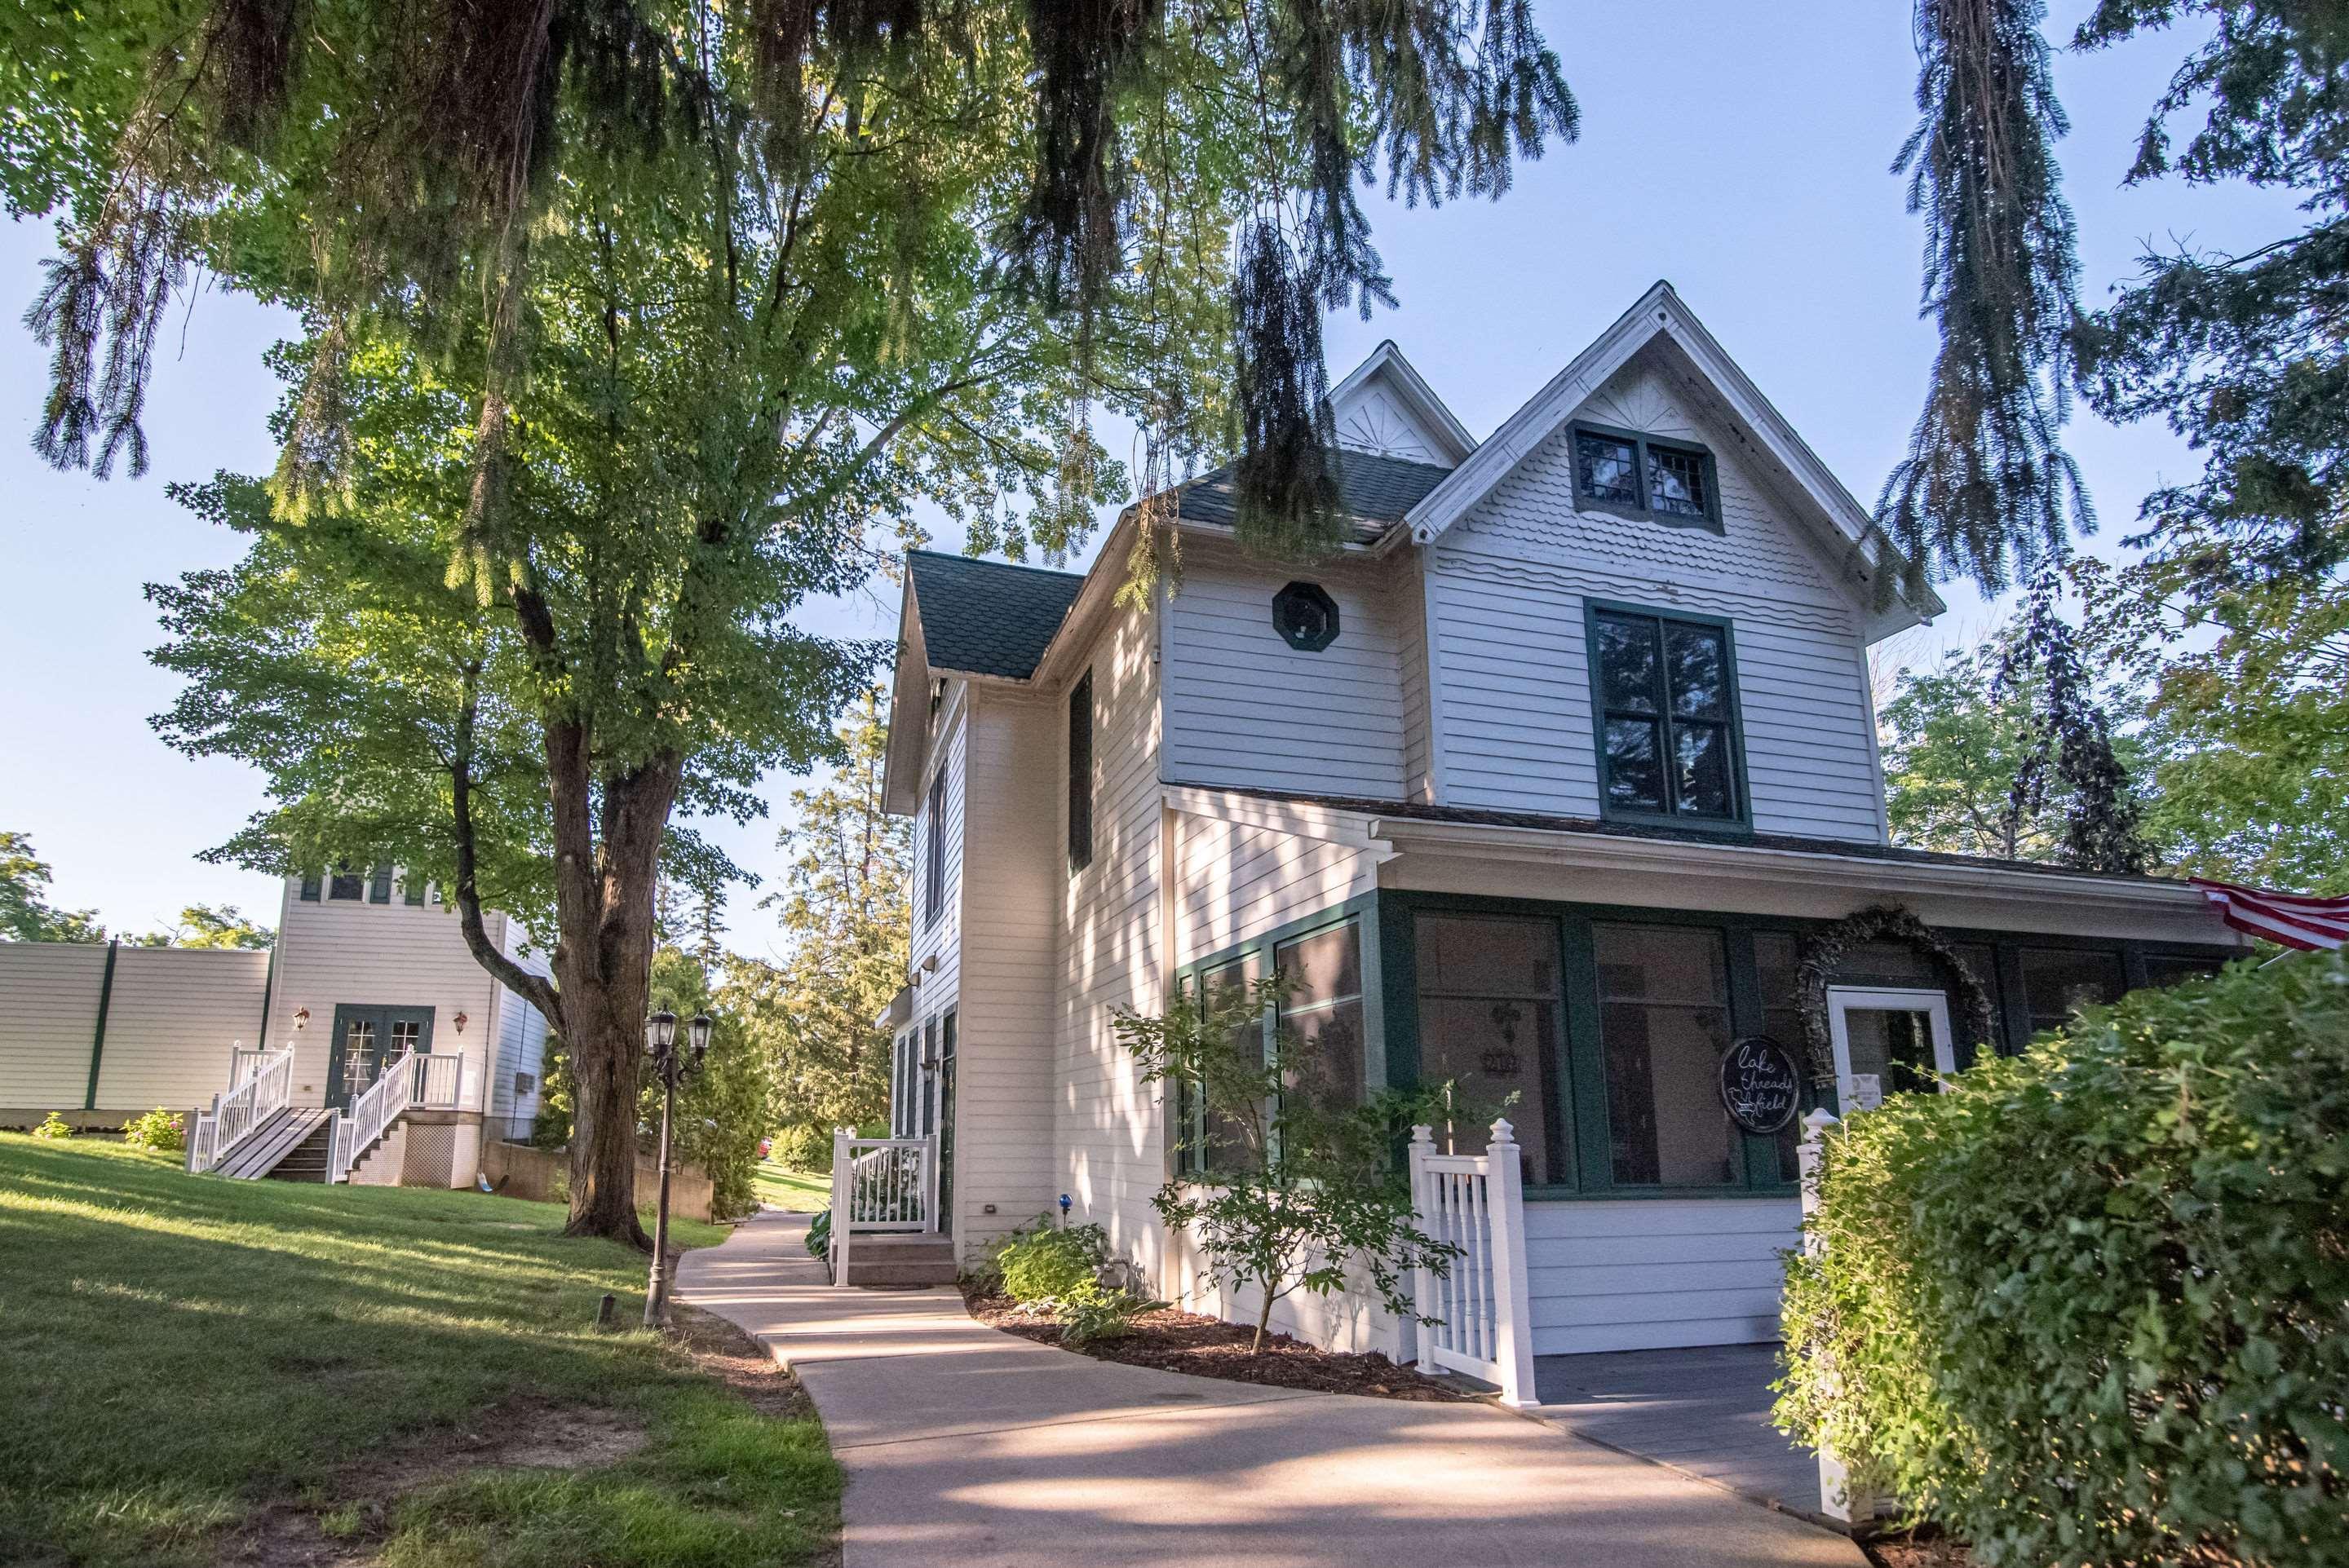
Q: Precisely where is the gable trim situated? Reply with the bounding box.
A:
[1383,282,1944,630]
[1325,340,1477,466]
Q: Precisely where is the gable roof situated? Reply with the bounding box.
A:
[1323,340,1476,465]
[1386,280,1944,635]
[1172,449,1456,545]
[905,550,1083,680]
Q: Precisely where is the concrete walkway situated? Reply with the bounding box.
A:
[680,1211,1860,1568]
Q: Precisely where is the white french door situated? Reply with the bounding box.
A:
[1825,986,1956,1111]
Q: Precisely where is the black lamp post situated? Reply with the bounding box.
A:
[642,1005,714,1327]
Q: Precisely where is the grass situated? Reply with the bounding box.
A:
[750,1164,829,1212]
[0,1134,840,1568]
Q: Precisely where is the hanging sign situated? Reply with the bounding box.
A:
[1719,1036,1801,1135]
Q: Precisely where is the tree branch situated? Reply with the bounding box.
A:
[450,658,561,1022]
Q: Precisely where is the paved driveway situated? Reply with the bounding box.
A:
[679,1210,1862,1568]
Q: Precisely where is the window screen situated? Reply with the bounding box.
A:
[1414,913,1564,1183]
[1594,923,1740,1186]
[1276,920,1365,1115]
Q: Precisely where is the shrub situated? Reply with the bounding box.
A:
[1058,1283,1161,1346]
[994,1217,1108,1305]
[31,1111,73,1140]
[1777,949,2349,1567]
[805,1208,831,1261]
[121,1107,186,1152]
[769,1124,832,1174]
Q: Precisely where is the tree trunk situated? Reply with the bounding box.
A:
[540,718,684,1251]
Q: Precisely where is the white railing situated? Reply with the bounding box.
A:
[827,1131,936,1286]
[1798,1108,1883,1525]
[228,1044,273,1088]
[186,1111,219,1173]
[1408,1119,1537,1407]
[195,1045,297,1173]
[329,1052,471,1182]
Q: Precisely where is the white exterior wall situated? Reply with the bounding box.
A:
[97,947,273,1111]
[1427,356,1887,843]
[949,689,1061,1255]
[261,877,507,1114]
[0,943,111,1113]
[488,930,553,1133]
[1524,1198,1799,1355]
[1054,596,1172,1282]
[905,692,965,1116]
[1161,540,1409,802]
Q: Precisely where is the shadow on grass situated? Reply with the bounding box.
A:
[0,1137,836,1568]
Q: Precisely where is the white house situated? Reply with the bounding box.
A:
[867,281,2245,1363]
[2,868,551,1189]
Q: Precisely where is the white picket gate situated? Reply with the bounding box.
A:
[1408,1119,1538,1407]
[827,1131,936,1286]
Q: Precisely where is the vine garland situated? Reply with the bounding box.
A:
[1794,904,1997,1084]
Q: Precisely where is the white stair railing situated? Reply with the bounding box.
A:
[1408,1120,1537,1407]
[827,1131,936,1285]
[329,1051,468,1182]
[194,1045,297,1173]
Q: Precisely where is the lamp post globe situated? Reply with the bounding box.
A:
[688,1012,713,1067]
[646,1007,679,1056]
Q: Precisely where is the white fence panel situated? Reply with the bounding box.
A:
[1409,1119,1537,1407]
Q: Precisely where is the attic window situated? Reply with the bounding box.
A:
[1272,581,1341,652]
[1571,424,1722,532]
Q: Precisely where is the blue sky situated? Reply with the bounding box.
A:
[0,1,2297,948]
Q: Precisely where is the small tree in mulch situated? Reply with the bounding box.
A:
[1115,976,1457,1354]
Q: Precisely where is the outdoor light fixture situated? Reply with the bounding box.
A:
[293,1008,310,1029]
[641,1002,710,1328]
[452,1010,468,1034]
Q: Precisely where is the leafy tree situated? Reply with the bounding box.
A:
[15,1,1576,1248]
[735,689,907,1139]
[1882,565,2157,872]
[131,903,275,949]
[1115,974,1455,1354]
[0,832,105,943]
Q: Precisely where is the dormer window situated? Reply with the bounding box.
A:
[1572,424,1722,532]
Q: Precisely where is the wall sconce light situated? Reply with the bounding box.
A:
[453,1011,469,1034]
[293,1007,310,1029]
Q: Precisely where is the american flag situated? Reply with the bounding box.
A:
[2190,879,2349,952]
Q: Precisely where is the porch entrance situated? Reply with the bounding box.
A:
[1824,987,1953,1111]
[325,1004,436,1110]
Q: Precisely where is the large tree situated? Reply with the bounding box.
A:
[0,832,106,943]
[15,3,1576,1245]
[733,689,907,1137]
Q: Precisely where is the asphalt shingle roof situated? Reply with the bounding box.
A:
[906,550,1084,680]
[1173,450,1454,542]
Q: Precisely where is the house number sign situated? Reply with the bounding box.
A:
[1718,1036,1800,1136]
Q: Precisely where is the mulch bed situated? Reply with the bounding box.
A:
[1864,1535,1973,1568]
[958,1281,1475,1402]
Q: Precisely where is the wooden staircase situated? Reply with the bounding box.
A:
[214,1108,335,1181]
[834,1232,958,1288]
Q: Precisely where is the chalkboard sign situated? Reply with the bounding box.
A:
[1719,1036,1801,1136]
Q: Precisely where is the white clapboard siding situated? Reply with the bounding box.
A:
[0,943,110,1112]
[1055,596,1174,1280]
[488,928,553,1129]
[1523,1197,1800,1355]
[263,879,512,1109]
[952,689,1061,1255]
[1161,543,1408,801]
[1427,356,1886,844]
[1394,555,1436,802]
[1173,811,1378,963]
[93,946,271,1111]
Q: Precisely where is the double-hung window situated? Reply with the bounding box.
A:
[1587,603,1746,827]
[1571,424,1722,531]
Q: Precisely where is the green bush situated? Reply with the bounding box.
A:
[120,1106,186,1152]
[994,1217,1108,1304]
[805,1208,830,1261]
[769,1123,832,1174]
[30,1111,73,1140]
[1777,949,2349,1567]
[1058,1283,1162,1345]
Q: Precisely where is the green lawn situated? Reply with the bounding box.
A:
[750,1164,829,1212]
[0,1135,840,1568]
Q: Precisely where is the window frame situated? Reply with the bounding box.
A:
[1167,899,1383,1182]
[1583,599,1752,833]
[1568,421,1724,533]
[327,867,365,902]
[923,762,948,930]
[1067,669,1095,874]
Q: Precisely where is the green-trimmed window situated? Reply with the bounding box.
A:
[1587,605,1745,826]
[327,867,365,901]
[1570,424,1722,531]
[1175,954,1265,1177]
[1067,669,1094,873]
[1594,923,1741,1187]
[1413,912,1565,1182]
